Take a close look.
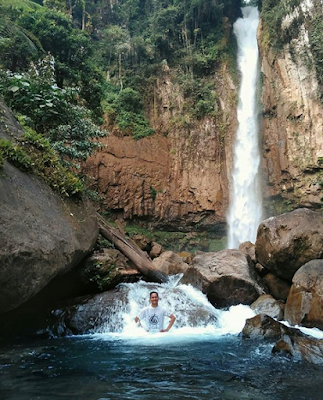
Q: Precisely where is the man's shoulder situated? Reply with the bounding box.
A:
[140,305,150,312]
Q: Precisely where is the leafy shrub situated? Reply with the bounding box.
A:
[261,0,303,52]
[0,129,84,197]
[104,85,154,140]
[0,138,33,171]
[0,55,107,167]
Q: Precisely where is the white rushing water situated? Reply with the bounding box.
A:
[88,277,256,345]
[227,5,263,249]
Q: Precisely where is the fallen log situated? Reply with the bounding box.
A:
[97,214,168,283]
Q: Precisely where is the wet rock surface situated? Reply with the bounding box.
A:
[250,295,284,320]
[180,249,266,307]
[261,273,291,301]
[255,208,323,281]
[242,314,323,365]
[284,259,323,330]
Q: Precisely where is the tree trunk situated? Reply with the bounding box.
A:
[97,215,168,283]
[82,3,86,30]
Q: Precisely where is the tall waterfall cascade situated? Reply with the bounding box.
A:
[227,5,263,249]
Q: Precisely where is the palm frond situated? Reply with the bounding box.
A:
[0,15,44,54]
[0,0,42,12]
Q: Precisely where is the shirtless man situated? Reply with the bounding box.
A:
[135,291,176,333]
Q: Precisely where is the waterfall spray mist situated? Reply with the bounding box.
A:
[227,6,262,249]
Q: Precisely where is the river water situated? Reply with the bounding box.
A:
[227,5,263,248]
[1,4,323,399]
[1,279,323,400]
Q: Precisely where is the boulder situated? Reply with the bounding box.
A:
[149,242,164,259]
[0,102,99,313]
[132,234,151,251]
[243,314,323,365]
[242,314,288,339]
[79,249,140,291]
[262,273,291,301]
[180,249,266,307]
[255,262,268,277]
[272,335,323,365]
[250,294,284,320]
[51,287,129,335]
[284,259,323,329]
[177,251,193,264]
[255,208,323,281]
[152,251,190,275]
[239,241,256,263]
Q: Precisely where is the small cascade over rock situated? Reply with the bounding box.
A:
[50,276,255,338]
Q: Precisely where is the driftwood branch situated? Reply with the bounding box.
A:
[97,214,168,283]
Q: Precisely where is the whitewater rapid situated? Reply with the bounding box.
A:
[86,277,256,345]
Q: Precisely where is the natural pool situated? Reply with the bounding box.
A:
[1,332,323,400]
[2,278,323,400]
[2,305,323,400]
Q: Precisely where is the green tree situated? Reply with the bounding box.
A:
[0,55,106,167]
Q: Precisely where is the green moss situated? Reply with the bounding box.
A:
[263,195,294,217]
[309,15,323,99]
[0,128,84,197]
[0,138,33,171]
[122,223,226,253]
[261,0,303,53]
[83,260,120,291]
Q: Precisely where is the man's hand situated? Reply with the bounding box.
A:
[161,314,176,333]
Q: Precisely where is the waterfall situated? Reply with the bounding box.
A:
[227,5,262,249]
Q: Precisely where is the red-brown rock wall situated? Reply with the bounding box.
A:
[258,2,323,211]
[85,64,238,230]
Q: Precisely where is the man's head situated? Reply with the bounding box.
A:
[149,291,159,307]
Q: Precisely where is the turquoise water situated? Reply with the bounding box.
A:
[1,333,323,400]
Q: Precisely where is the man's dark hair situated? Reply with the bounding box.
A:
[149,291,159,298]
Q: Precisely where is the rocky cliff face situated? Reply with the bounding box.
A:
[86,1,323,230]
[85,63,238,231]
[259,0,323,213]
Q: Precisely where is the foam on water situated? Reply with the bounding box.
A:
[280,320,323,339]
[84,277,256,345]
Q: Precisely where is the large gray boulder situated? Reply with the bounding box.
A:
[242,314,323,365]
[0,102,99,313]
[284,259,323,329]
[180,249,266,307]
[51,287,129,335]
[250,294,284,320]
[255,208,323,281]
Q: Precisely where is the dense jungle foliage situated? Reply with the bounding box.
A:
[260,0,323,98]
[0,0,242,196]
[2,1,322,190]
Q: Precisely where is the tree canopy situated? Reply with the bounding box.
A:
[0,0,243,192]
